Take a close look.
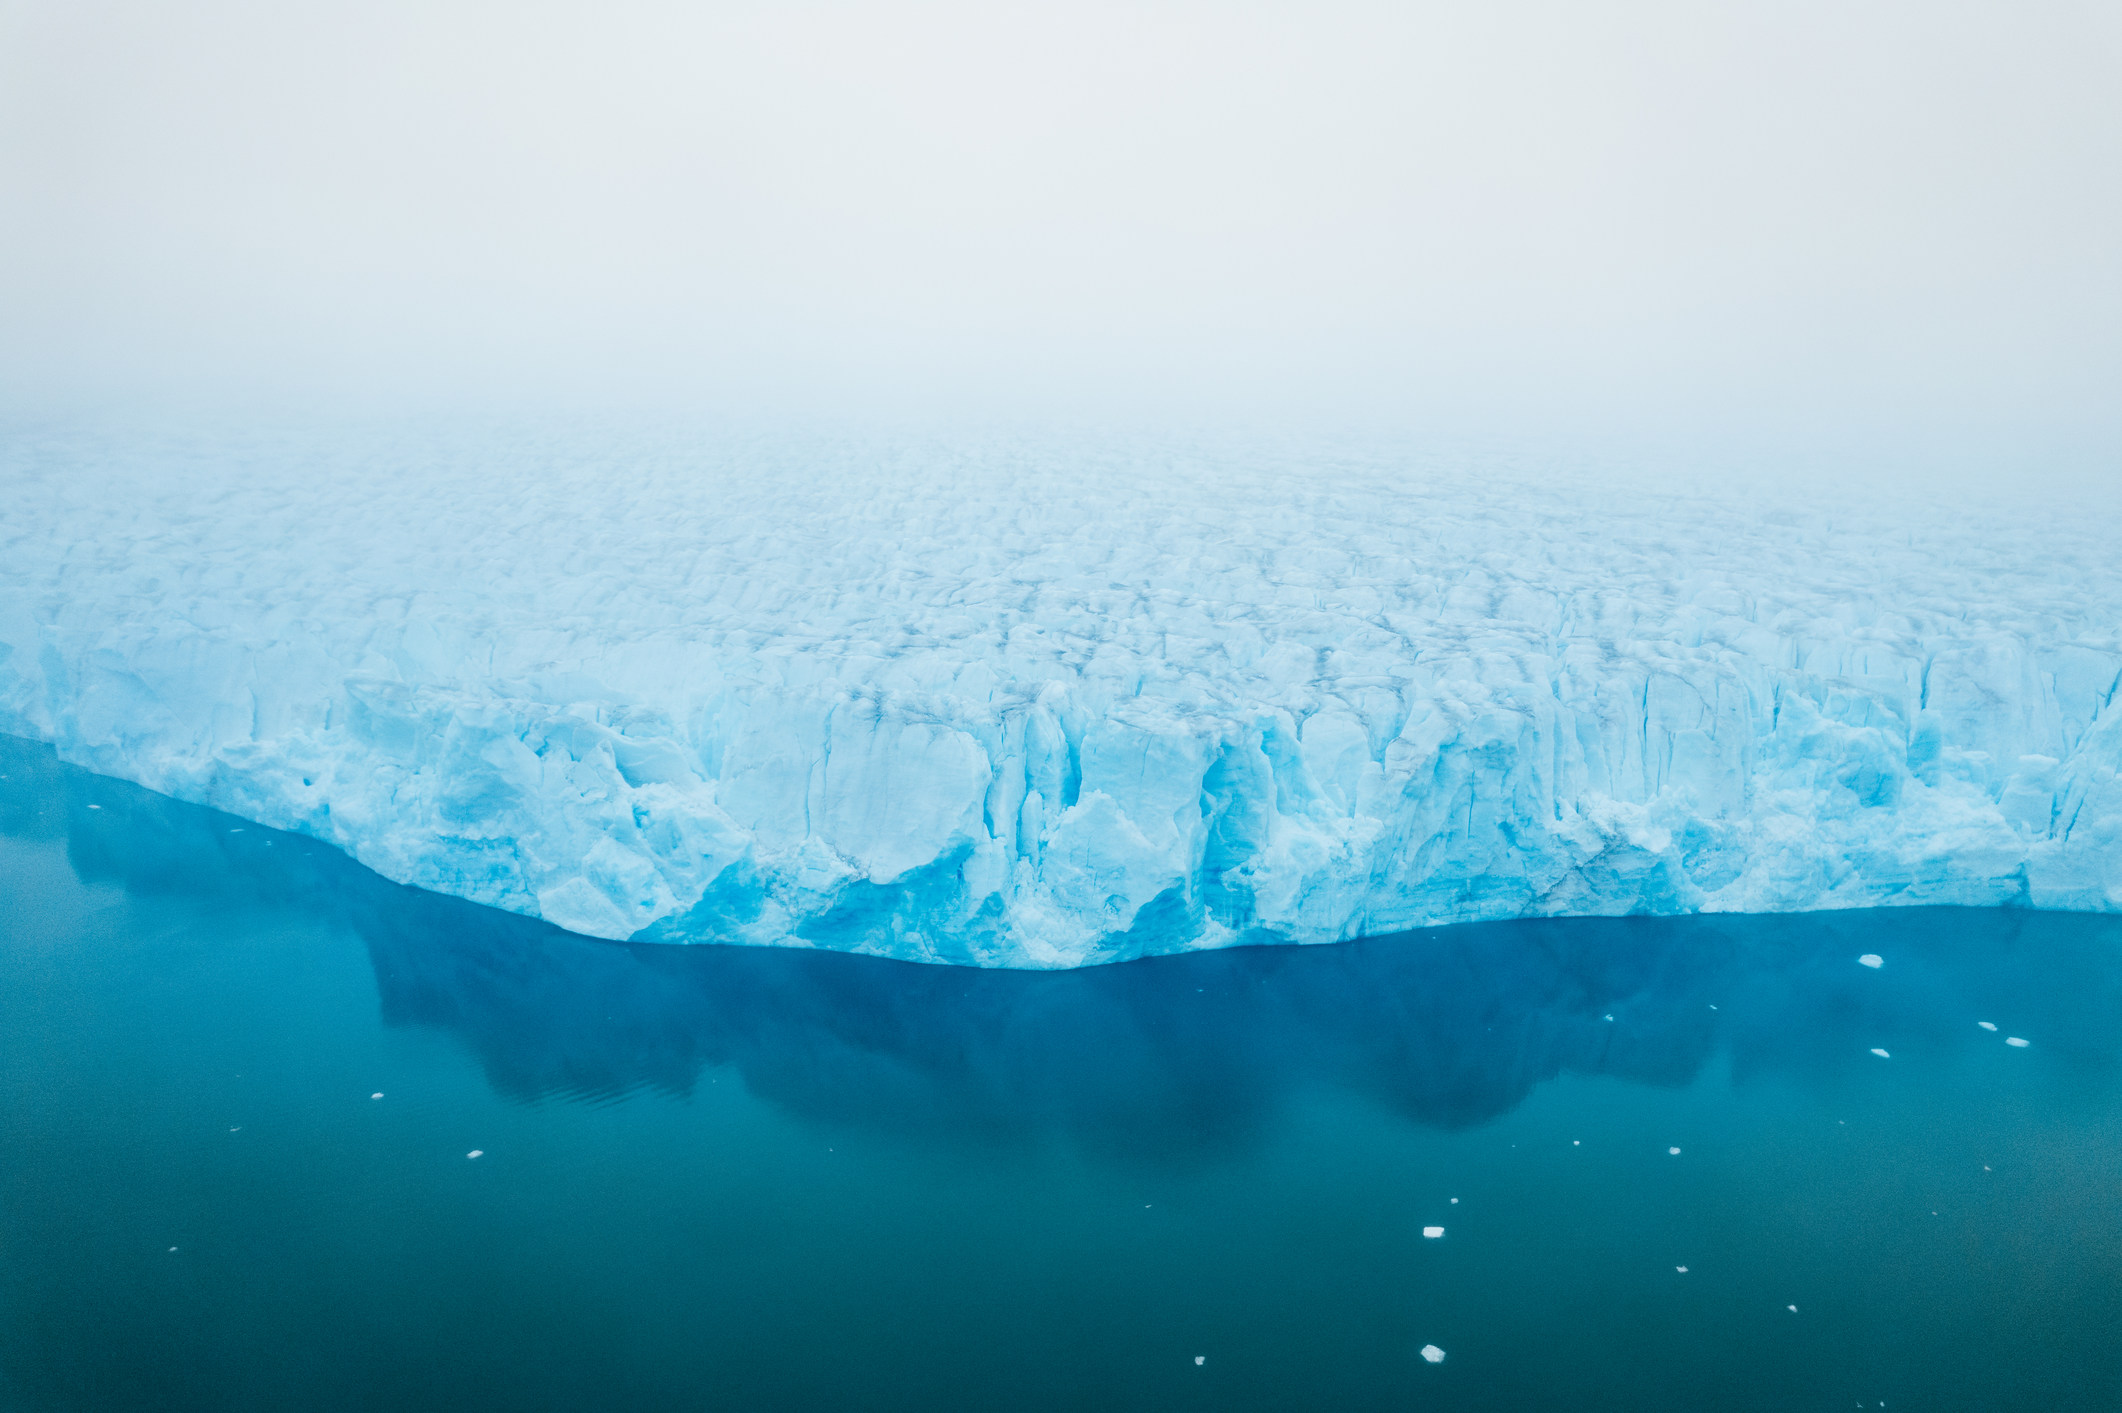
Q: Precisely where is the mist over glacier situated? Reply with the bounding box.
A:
[4,2,2121,964]
[7,0,2121,468]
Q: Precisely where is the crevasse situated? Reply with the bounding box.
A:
[4,426,2119,966]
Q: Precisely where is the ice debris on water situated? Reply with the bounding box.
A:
[12,434,2122,969]
[1676,1266,1688,1273]
[371,1092,384,1099]
[1870,1048,1891,1058]
[1420,1345,1446,1364]
[1423,1226,1445,1238]
[1669,1147,1682,1156]
[1978,1022,1998,1031]
[1450,1198,1458,1204]
[1858,954,1883,968]
[2005,1037,2030,1047]
[467,1150,483,1159]
[1788,1305,1798,1312]
[1194,1357,1204,1366]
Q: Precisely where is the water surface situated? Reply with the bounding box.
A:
[2,735,2118,1410]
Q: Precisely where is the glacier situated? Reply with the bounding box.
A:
[3,423,2120,967]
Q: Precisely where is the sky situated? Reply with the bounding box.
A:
[4,0,2119,466]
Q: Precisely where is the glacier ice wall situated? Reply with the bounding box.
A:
[3,426,2120,967]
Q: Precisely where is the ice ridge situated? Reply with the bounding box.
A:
[4,427,2120,967]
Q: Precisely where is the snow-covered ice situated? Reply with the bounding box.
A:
[5,426,2122,968]
[1858,953,1883,968]
[1420,1345,1446,1364]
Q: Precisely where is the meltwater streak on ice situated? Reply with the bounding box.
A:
[4,426,2121,967]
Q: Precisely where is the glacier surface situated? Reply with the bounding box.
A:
[3,425,2120,967]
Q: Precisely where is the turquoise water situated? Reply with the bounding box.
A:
[2,735,2118,1411]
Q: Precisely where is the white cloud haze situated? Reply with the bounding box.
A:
[4,0,2119,464]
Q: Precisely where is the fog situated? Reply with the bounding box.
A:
[5,0,2119,466]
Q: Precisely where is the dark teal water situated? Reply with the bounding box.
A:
[2,735,2118,1412]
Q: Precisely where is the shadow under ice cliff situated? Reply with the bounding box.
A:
[9,733,2117,1163]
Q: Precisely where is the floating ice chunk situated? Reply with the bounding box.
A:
[1676,1266,1688,1273]
[1858,954,1883,969]
[1977,1022,1997,1031]
[228,1126,240,1132]
[1423,1226,1445,1238]
[1449,1198,1458,1204]
[371,1092,384,1099]
[1604,1014,1615,1022]
[1194,1357,1204,1366]
[1420,1345,1446,1364]
[86,803,100,810]
[168,1246,178,1252]
[1573,1140,1581,1145]
[1788,1305,1798,1312]
[467,1149,484,1159]
[1870,1048,1891,1058]
[1668,1147,1682,1155]
[2005,1037,2030,1047]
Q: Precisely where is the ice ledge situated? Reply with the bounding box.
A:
[4,431,2120,966]
[7,651,2118,968]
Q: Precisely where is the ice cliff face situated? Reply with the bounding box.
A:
[3,425,2120,966]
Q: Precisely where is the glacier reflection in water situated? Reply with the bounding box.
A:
[3,733,2119,1412]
